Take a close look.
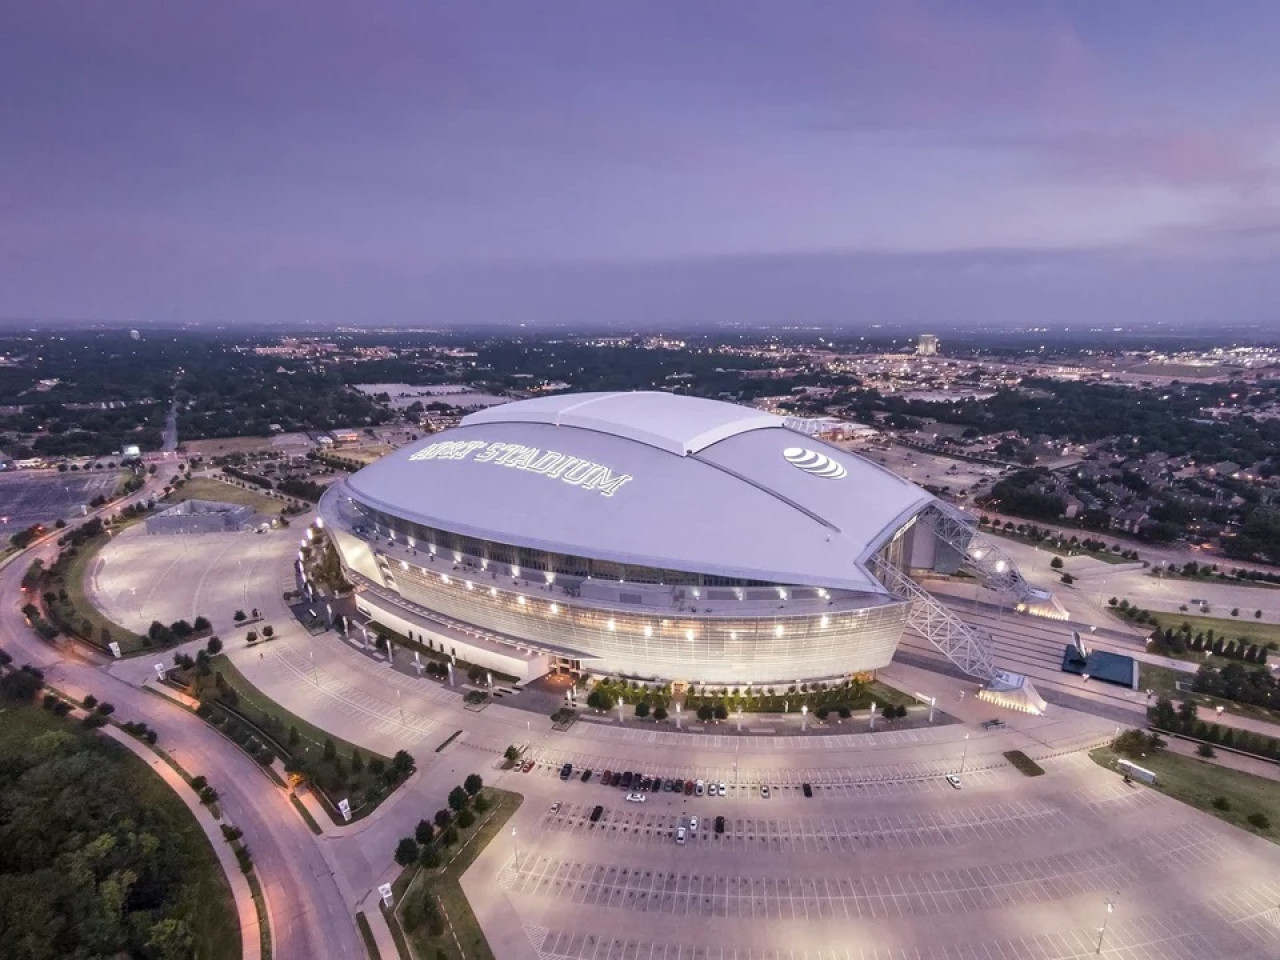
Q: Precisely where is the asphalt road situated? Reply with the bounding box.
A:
[0,464,365,959]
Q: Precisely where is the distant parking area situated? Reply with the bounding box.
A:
[0,470,121,537]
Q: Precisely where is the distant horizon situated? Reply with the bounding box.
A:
[3,2,1279,328]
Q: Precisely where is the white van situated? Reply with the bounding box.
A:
[694,779,705,796]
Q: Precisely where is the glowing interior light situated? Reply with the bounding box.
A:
[511,566,521,578]
[774,624,784,638]
[820,615,830,628]
[550,603,559,614]
[489,587,497,597]
[517,595,527,605]
[643,625,653,638]
[441,574,450,584]
[399,560,408,571]
[777,588,788,600]
[606,619,616,631]
[465,581,473,591]
[685,629,695,641]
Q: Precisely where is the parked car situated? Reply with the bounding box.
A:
[626,792,646,803]
[621,771,633,788]
[946,775,962,789]
[590,805,604,823]
[610,771,622,786]
[522,759,535,773]
[689,815,699,831]
[717,782,727,796]
[559,763,573,780]
[580,769,592,783]
[760,785,770,799]
[695,779,705,796]
[675,826,687,845]
[802,782,813,798]
[714,815,725,834]
[684,780,694,795]
[602,769,612,784]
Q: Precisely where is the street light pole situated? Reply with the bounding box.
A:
[397,688,405,725]
[1095,897,1115,954]
[511,826,519,870]
[310,650,318,687]
[960,733,970,774]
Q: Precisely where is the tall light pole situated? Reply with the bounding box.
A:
[310,649,318,686]
[397,687,405,725]
[511,826,519,870]
[959,733,970,774]
[1095,897,1115,954]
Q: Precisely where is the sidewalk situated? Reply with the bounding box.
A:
[102,726,264,960]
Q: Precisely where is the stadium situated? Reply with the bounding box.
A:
[318,391,1041,705]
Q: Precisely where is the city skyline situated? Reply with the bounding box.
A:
[2,1,1279,329]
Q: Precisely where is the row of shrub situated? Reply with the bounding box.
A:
[1148,698,1280,761]
[1151,623,1273,663]
[1192,661,1279,710]
[395,776,490,939]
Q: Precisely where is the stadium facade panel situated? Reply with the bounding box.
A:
[319,391,962,684]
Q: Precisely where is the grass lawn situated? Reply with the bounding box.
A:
[60,530,149,653]
[984,527,1134,563]
[1148,610,1280,649]
[1150,570,1280,591]
[167,476,286,515]
[0,703,242,960]
[396,788,524,960]
[1139,663,1189,700]
[1090,745,1278,843]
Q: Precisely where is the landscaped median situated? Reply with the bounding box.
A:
[166,645,416,822]
[1092,731,1277,841]
[385,779,522,960]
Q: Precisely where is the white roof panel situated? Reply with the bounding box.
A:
[347,392,934,592]
[462,391,780,455]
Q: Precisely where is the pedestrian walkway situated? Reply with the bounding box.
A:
[102,726,264,960]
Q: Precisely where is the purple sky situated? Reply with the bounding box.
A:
[2,1,1279,330]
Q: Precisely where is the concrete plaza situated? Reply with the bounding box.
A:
[94,521,1280,960]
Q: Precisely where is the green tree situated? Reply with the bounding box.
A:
[456,808,476,829]
[145,918,195,960]
[350,749,364,774]
[464,773,483,795]
[635,701,650,718]
[322,738,337,762]
[1050,556,1064,569]
[448,786,469,812]
[415,819,434,845]
[394,837,419,867]
[206,636,222,655]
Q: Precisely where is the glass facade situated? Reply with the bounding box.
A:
[375,551,910,683]
[358,505,779,588]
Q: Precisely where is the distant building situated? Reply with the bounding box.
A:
[916,334,939,357]
[332,429,361,445]
[146,499,255,535]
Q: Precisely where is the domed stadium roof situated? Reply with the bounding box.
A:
[345,391,934,593]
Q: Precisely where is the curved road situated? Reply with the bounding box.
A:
[0,464,364,959]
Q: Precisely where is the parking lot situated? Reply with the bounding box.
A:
[0,469,120,536]
[489,749,1280,960]
[537,797,1073,852]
